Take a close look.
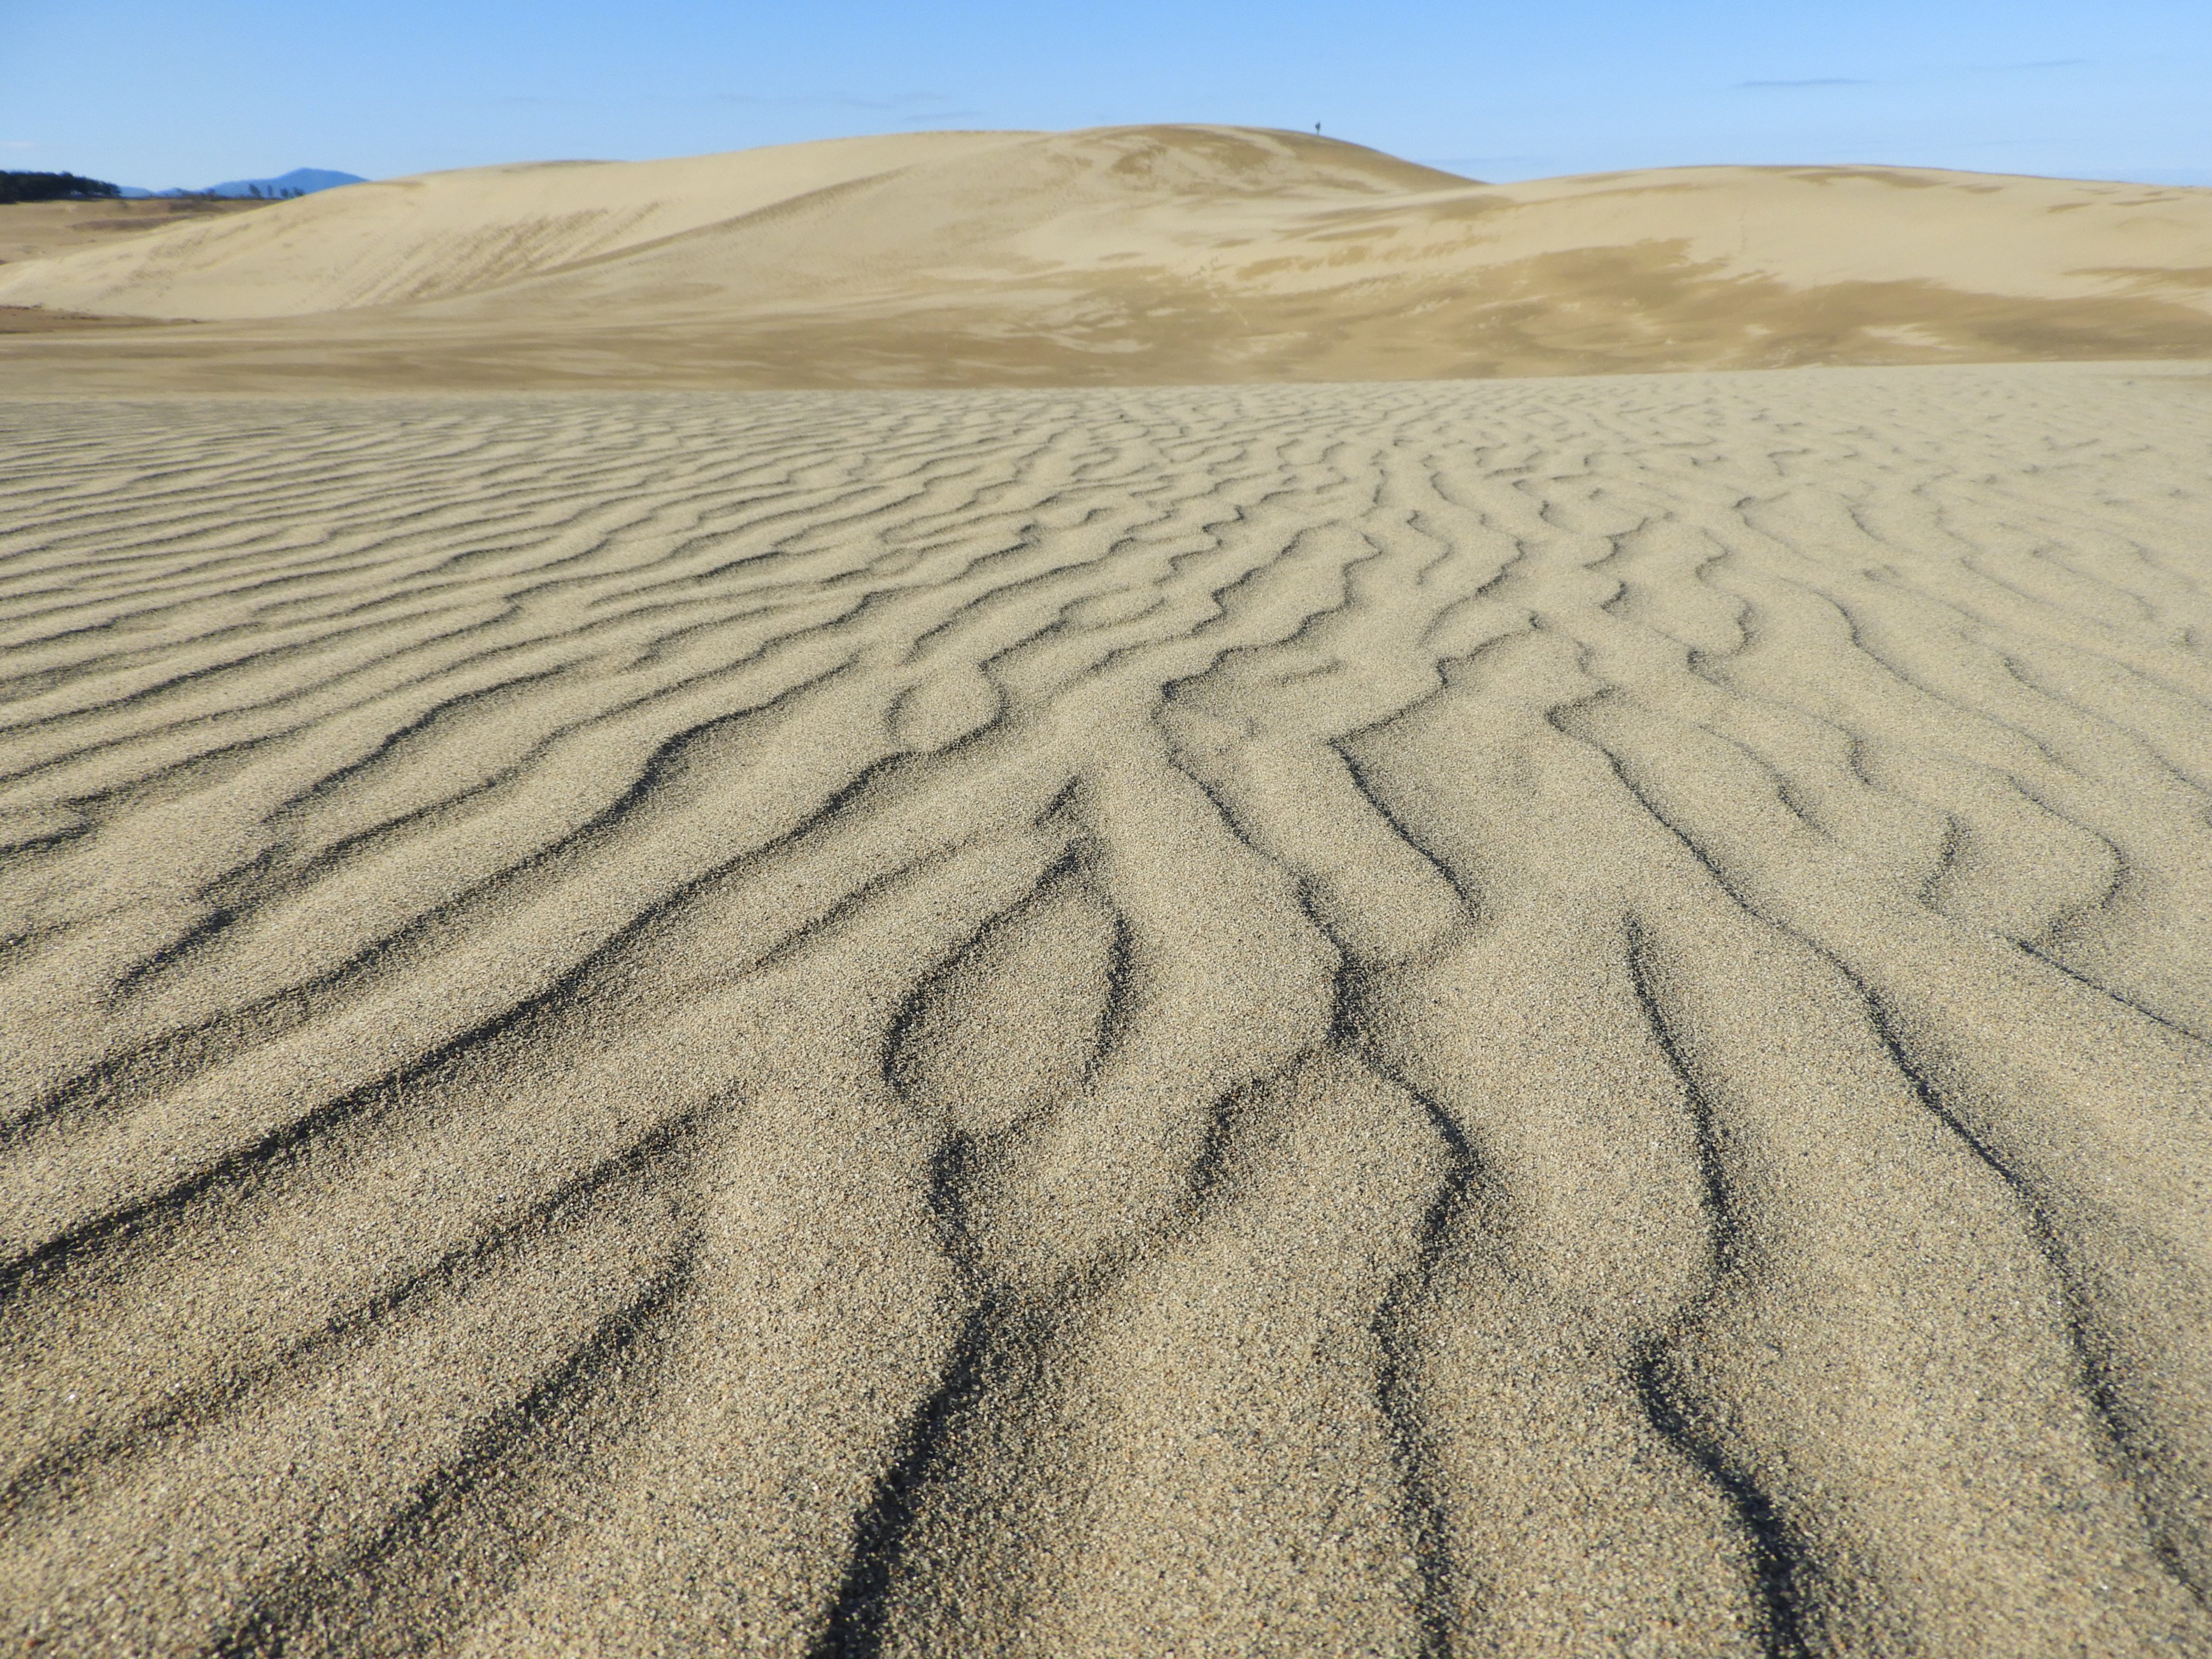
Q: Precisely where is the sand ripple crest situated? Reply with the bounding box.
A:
[2,365,2210,1656]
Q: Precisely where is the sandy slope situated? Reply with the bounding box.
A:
[0,134,1027,319]
[0,198,266,268]
[2,362,2210,1655]
[2,126,2211,390]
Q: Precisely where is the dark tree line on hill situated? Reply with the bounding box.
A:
[0,172,122,204]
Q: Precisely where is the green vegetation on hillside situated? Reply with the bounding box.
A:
[0,172,122,204]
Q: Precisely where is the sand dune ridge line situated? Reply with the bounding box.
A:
[6,125,2212,388]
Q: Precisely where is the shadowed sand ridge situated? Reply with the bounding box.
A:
[2,363,2211,1655]
[3,126,2212,390]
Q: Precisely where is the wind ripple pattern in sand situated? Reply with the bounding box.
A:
[2,367,2210,1658]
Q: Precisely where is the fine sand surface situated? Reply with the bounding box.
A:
[4,126,2212,392]
[0,197,267,268]
[0,200,266,338]
[3,361,2211,1655]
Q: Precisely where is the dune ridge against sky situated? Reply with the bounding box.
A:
[4,125,2212,391]
[8,0,2210,191]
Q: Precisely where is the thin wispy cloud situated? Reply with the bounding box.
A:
[1938,58,2092,74]
[1732,58,2092,96]
[454,90,984,122]
[712,91,965,113]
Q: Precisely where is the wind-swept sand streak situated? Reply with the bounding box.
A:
[2,362,2210,1656]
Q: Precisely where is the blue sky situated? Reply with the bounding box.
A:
[4,0,2209,188]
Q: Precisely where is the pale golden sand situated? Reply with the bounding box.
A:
[0,197,265,269]
[4,127,2212,393]
[2,362,2209,1654]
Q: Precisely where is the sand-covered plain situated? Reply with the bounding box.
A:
[2,362,2210,1655]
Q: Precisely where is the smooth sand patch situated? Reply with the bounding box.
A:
[2,362,2209,1655]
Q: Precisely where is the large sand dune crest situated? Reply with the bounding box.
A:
[3,363,2211,1653]
[3,125,2211,389]
[0,133,1031,319]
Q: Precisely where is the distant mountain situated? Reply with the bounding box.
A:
[204,168,366,198]
[117,168,365,200]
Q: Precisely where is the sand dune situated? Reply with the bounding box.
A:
[2,125,2211,390]
[0,197,265,269]
[0,134,1026,319]
[3,362,2210,1654]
